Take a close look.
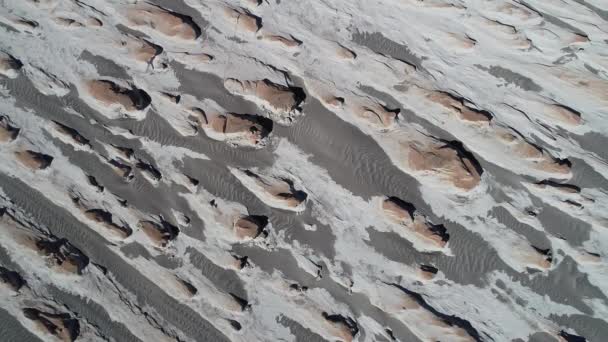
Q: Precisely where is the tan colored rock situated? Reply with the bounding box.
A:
[418,265,438,280]
[53,17,84,28]
[53,121,90,147]
[86,17,103,27]
[138,220,174,247]
[543,104,581,126]
[116,35,162,64]
[354,103,399,129]
[85,209,132,239]
[236,169,307,211]
[427,91,491,123]
[86,80,151,112]
[224,7,261,33]
[322,313,358,342]
[233,215,267,239]
[175,276,198,298]
[225,78,302,115]
[125,4,200,40]
[406,140,482,190]
[382,197,449,248]
[0,51,23,78]
[195,109,273,146]
[323,96,345,107]
[0,117,19,142]
[263,34,302,47]
[500,131,571,175]
[23,308,80,342]
[14,150,53,170]
[336,44,356,59]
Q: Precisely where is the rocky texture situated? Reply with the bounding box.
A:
[406,139,483,190]
[224,79,305,122]
[382,196,449,249]
[23,308,80,342]
[0,116,19,142]
[86,80,151,115]
[232,169,308,212]
[0,51,23,78]
[125,4,201,40]
[0,0,606,342]
[14,150,53,170]
[190,108,273,146]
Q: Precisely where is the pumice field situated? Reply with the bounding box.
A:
[0,0,607,341]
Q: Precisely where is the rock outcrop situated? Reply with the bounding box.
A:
[23,308,80,342]
[125,4,201,40]
[406,139,483,190]
[14,150,54,170]
[0,116,19,142]
[0,51,23,78]
[86,80,151,113]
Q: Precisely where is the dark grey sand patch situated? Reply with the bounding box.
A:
[571,0,608,21]
[511,256,606,316]
[476,65,542,91]
[0,174,230,342]
[187,247,248,300]
[491,206,551,249]
[278,315,327,342]
[534,203,592,246]
[79,50,132,80]
[47,286,142,342]
[366,226,508,287]
[550,313,608,342]
[576,133,608,166]
[352,30,425,70]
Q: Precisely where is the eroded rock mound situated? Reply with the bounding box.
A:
[0,116,20,142]
[125,4,201,40]
[0,51,23,78]
[233,215,268,240]
[190,108,273,146]
[224,7,262,33]
[86,80,151,113]
[427,91,493,122]
[0,266,25,292]
[234,169,308,211]
[14,150,54,170]
[407,139,483,190]
[138,220,179,247]
[35,238,89,274]
[322,312,359,342]
[224,79,305,122]
[382,196,449,249]
[53,121,90,147]
[84,209,132,239]
[355,103,400,129]
[23,308,80,342]
[118,36,163,64]
[497,129,571,175]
